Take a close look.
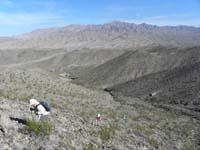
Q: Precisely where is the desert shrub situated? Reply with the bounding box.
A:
[58,134,76,150]
[26,119,53,136]
[146,137,159,148]
[98,124,119,141]
[18,95,32,102]
[0,90,10,99]
[50,101,62,109]
[79,110,95,120]
[182,141,195,150]
[82,144,96,150]
[0,89,4,97]
[136,124,154,136]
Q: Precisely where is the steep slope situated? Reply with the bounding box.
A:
[0,68,199,150]
[76,46,200,88]
[107,61,200,118]
[0,22,200,50]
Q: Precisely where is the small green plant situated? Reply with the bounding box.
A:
[135,124,154,136]
[82,144,96,150]
[50,101,63,109]
[146,137,159,148]
[58,134,65,140]
[18,95,32,102]
[58,134,75,150]
[79,110,95,120]
[26,119,53,136]
[182,141,195,150]
[131,116,140,121]
[0,89,4,97]
[0,90,10,99]
[98,124,119,141]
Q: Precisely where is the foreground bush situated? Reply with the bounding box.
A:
[26,119,53,136]
[98,124,119,141]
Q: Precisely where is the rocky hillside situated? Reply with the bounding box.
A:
[0,22,200,149]
[17,49,125,73]
[0,68,199,150]
[0,48,125,76]
[0,22,200,50]
[106,60,200,116]
[76,46,200,88]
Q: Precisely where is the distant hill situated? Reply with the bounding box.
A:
[76,46,200,88]
[0,21,200,50]
[15,49,125,73]
[0,37,15,42]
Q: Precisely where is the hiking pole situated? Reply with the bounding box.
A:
[31,110,35,121]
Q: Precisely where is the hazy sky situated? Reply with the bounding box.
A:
[0,0,199,36]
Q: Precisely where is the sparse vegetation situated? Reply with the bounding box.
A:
[18,95,32,102]
[0,31,200,150]
[0,89,4,97]
[146,137,159,148]
[182,141,195,150]
[82,144,96,150]
[58,134,76,150]
[79,110,96,120]
[0,89,12,99]
[98,124,119,141]
[49,101,63,109]
[135,124,154,136]
[26,119,53,136]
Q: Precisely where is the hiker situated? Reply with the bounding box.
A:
[95,113,102,125]
[30,99,50,121]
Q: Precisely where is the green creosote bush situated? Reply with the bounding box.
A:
[51,103,60,109]
[58,135,76,150]
[0,90,11,99]
[135,124,154,136]
[50,101,63,109]
[26,119,53,136]
[0,89,4,97]
[182,141,195,150]
[82,144,96,150]
[79,110,95,120]
[98,124,119,141]
[146,137,159,148]
[18,95,33,102]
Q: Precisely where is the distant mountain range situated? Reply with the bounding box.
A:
[0,21,200,50]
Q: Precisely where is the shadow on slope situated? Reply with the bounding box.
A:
[107,61,200,119]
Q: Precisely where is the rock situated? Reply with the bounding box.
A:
[90,137,102,147]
